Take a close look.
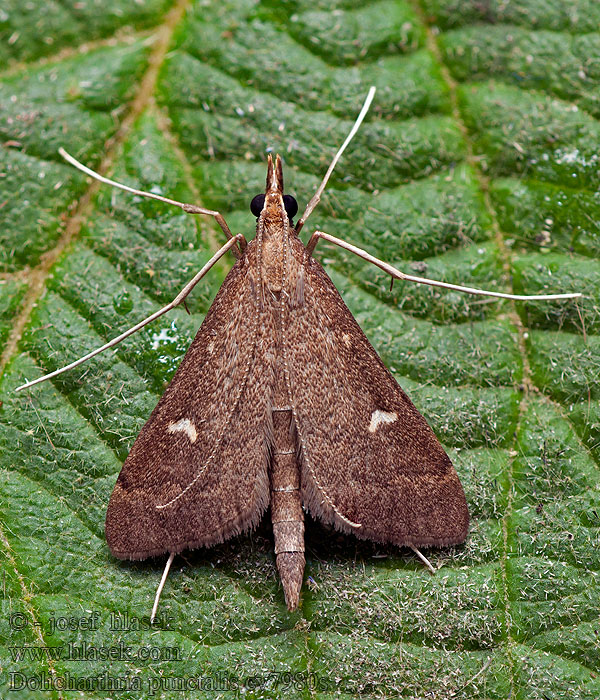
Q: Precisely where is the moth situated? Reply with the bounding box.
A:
[17,88,580,615]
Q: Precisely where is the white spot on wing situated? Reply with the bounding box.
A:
[168,418,198,443]
[368,410,397,433]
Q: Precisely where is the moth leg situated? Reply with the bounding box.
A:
[306,230,582,301]
[59,148,245,256]
[150,552,175,623]
[410,545,436,574]
[15,234,245,392]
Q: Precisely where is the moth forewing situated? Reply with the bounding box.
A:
[284,237,469,548]
[104,238,272,560]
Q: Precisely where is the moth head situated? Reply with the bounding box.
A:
[250,154,298,225]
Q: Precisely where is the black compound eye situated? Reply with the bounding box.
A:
[250,194,265,217]
[283,194,298,220]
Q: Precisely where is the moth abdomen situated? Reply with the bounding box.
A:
[270,407,305,611]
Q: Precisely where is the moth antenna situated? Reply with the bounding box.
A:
[58,148,244,255]
[14,234,244,393]
[151,552,175,623]
[295,86,376,234]
[410,545,436,574]
[307,231,582,301]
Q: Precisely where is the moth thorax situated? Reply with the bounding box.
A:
[261,221,289,293]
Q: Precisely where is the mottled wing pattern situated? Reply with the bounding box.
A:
[284,238,469,547]
[106,241,275,559]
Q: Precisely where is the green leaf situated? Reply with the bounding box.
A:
[1,1,599,697]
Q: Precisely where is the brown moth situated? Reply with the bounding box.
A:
[17,88,580,613]
[106,152,469,612]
